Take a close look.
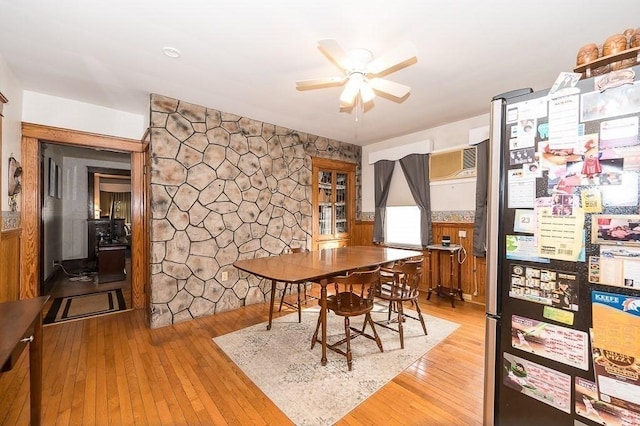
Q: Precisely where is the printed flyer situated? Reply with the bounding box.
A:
[509,265,578,311]
[511,315,588,370]
[575,377,640,425]
[503,352,571,413]
[591,292,640,414]
[591,291,640,357]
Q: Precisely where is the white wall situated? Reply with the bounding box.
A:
[62,156,130,261]
[42,146,65,280]
[22,91,146,140]
[0,53,24,212]
[362,113,490,213]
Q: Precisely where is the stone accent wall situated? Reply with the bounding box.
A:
[149,94,361,327]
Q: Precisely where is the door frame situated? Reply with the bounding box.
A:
[21,122,148,312]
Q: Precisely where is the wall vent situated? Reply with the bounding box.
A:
[429,146,477,181]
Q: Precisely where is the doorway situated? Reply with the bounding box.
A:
[40,143,135,317]
[21,123,148,317]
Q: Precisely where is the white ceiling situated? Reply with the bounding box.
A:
[1,1,639,146]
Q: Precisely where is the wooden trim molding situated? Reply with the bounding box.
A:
[130,151,145,310]
[21,137,39,299]
[22,122,144,153]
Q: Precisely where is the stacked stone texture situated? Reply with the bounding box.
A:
[149,94,361,327]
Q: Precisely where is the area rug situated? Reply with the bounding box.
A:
[213,304,459,425]
[44,288,126,324]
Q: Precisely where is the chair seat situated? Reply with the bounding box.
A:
[376,284,419,301]
[326,293,374,317]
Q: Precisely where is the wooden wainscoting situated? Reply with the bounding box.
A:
[352,220,486,305]
[0,228,21,302]
[353,220,375,246]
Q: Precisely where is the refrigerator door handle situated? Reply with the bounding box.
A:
[486,97,504,317]
[484,316,499,426]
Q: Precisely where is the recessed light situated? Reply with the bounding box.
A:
[162,46,182,59]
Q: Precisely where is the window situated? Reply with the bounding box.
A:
[385,206,421,247]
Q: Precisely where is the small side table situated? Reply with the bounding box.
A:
[426,244,464,307]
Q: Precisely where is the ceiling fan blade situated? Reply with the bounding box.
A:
[318,39,348,69]
[296,76,346,90]
[367,41,417,75]
[368,78,411,99]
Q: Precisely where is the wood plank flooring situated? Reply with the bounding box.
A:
[0,291,486,425]
[42,259,132,317]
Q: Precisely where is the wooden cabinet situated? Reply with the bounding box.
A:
[98,243,127,283]
[312,158,355,251]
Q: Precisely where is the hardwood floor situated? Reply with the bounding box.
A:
[0,290,486,425]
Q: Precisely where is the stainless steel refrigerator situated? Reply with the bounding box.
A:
[484,65,640,425]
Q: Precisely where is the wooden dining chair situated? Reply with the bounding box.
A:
[278,247,315,322]
[311,266,383,371]
[374,257,427,349]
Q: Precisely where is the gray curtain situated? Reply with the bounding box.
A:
[472,140,489,257]
[373,160,395,243]
[399,154,432,247]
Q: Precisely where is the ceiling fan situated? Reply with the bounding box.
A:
[296,39,418,109]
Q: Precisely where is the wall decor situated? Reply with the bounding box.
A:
[56,165,62,199]
[48,158,56,197]
[7,156,22,197]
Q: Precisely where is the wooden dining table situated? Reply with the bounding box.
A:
[233,245,422,365]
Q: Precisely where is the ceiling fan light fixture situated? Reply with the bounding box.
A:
[297,39,416,111]
[360,81,375,103]
[339,74,362,106]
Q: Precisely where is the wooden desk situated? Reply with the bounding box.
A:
[0,296,49,426]
[426,244,464,307]
[233,246,421,365]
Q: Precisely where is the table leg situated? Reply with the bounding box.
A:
[426,249,434,301]
[448,252,455,308]
[457,260,464,302]
[30,309,43,426]
[320,279,327,366]
[267,279,276,330]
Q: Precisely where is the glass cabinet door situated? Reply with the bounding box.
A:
[335,172,347,234]
[318,170,333,236]
[316,169,349,237]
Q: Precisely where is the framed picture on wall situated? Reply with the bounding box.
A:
[56,165,62,199]
[48,158,56,197]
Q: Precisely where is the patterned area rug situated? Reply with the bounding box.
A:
[213,304,459,425]
[44,288,126,324]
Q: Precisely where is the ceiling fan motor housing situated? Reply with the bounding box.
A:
[345,48,374,74]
